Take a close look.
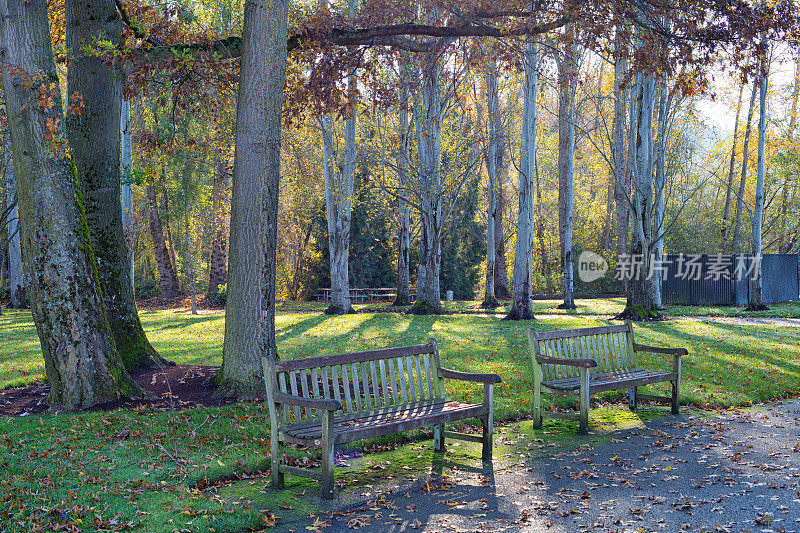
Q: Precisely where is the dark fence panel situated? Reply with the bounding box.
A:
[662,254,798,307]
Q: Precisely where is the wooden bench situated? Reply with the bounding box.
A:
[262,339,501,499]
[526,321,688,434]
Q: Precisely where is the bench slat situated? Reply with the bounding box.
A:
[340,365,353,412]
[361,361,371,409]
[276,344,435,373]
[386,359,400,405]
[424,353,433,400]
[536,324,630,340]
[331,366,343,411]
[396,358,408,403]
[379,359,390,407]
[406,356,416,401]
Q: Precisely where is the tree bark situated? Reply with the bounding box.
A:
[482,59,498,307]
[5,132,23,308]
[208,145,231,297]
[557,28,577,310]
[506,41,539,320]
[494,140,510,299]
[652,86,671,310]
[779,52,799,253]
[121,96,134,292]
[612,49,629,276]
[65,0,162,370]
[218,0,289,396]
[0,0,143,408]
[146,184,181,297]
[411,44,444,314]
[721,84,743,252]
[749,63,769,310]
[733,82,758,254]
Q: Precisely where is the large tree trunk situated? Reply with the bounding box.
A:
[65,0,162,370]
[393,63,412,306]
[0,0,143,408]
[506,41,539,320]
[146,184,181,296]
[749,65,769,310]
[5,132,23,308]
[623,73,660,317]
[218,0,289,396]
[721,84,744,252]
[411,45,444,315]
[482,60,499,307]
[557,29,577,310]
[733,82,758,254]
[208,145,231,297]
[612,51,629,278]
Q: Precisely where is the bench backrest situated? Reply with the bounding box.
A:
[263,339,445,425]
[527,323,636,380]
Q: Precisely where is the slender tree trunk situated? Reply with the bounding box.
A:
[482,59,498,307]
[0,0,143,408]
[535,156,551,289]
[749,64,769,310]
[721,84,744,252]
[163,193,180,283]
[121,96,134,292]
[734,82,758,254]
[494,139,510,299]
[506,41,539,320]
[146,184,181,296]
[393,63,412,306]
[5,132,23,308]
[612,50,629,278]
[65,0,163,370]
[557,28,577,310]
[208,145,231,297]
[652,87,669,310]
[218,0,289,396]
[779,54,799,253]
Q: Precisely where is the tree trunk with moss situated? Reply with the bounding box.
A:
[218,0,289,396]
[0,0,143,408]
[65,0,164,370]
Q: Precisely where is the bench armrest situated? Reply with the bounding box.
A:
[440,368,502,384]
[273,392,342,412]
[632,343,689,357]
[535,355,598,368]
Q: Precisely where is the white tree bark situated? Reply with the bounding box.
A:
[394,61,412,306]
[652,88,668,309]
[5,132,23,308]
[612,45,629,269]
[733,82,758,254]
[413,45,444,313]
[749,64,769,309]
[507,41,539,320]
[483,59,498,306]
[626,72,659,315]
[557,29,577,310]
[121,97,134,290]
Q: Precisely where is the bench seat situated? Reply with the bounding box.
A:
[280,399,487,444]
[543,369,677,394]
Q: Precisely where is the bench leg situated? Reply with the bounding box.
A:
[578,368,589,435]
[629,386,637,411]
[671,380,680,415]
[433,424,445,452]
[320,410,335,500]
[672,354,681,415]
[270,434,284,490]
[533,384,542,429]
[481,383,494,461]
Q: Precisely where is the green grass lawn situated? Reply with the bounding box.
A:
[2,305,800,531]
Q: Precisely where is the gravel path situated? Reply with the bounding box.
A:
[318,402,800,532]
